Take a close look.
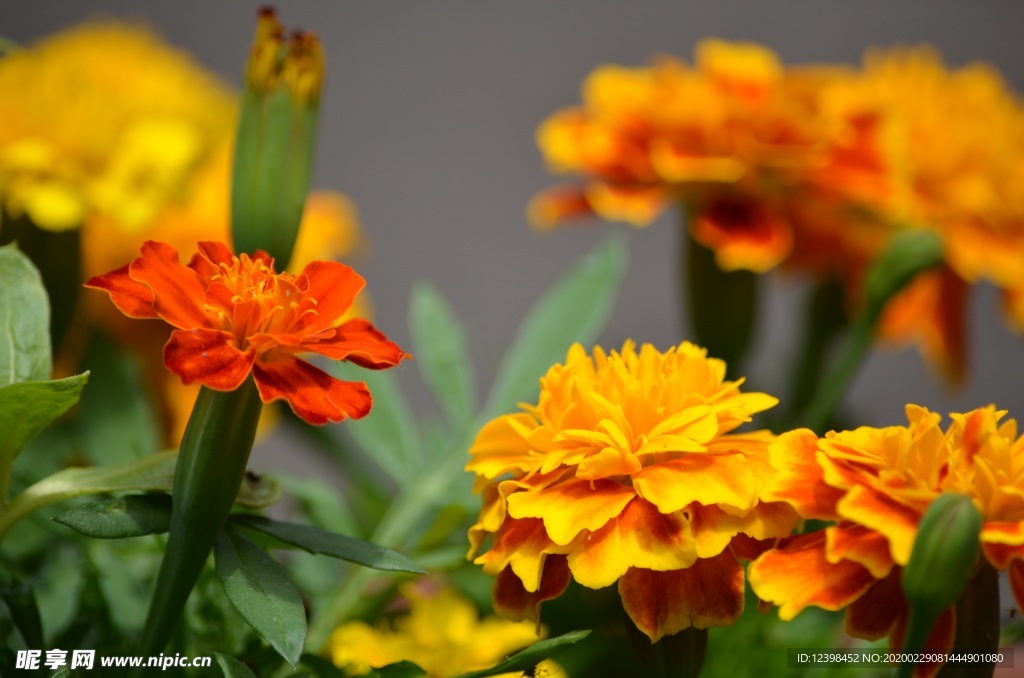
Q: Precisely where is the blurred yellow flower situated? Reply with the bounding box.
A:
[466,341,796,642]
[330,583,565,678]
[0,21,234,231]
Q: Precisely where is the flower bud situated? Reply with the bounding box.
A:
[231,7,322,268]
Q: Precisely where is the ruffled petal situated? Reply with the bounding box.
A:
[129,241,213,329]
[567,498,696,589]
[301,318,407,368]
[85,263,157,319]
[690,194,792,273]
[619,550,745,642]
[825,524,896,580]
[633,451,758,514]
[835,484,921,566]
[294,261,366,334]
[506,477,636,546]
[164,328,254,391]
[252,356,371,425]
[493,555,571,625]
[747,531,877,621]
[762,429,842,520]
[466,413,540,479]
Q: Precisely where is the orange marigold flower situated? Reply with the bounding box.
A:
[466,341,797,642]
[749,405,1024,676]
[85,241,406,425]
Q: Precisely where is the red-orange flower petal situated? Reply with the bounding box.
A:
[294,260,366,334]
[128,241,213,330]
[691,195,793,273]
[301,318,407,368]
[252,356,372,425]
[844,569,902,641]
[84,263,158,319]
[762,429,843,520]
[493,555,571,625]
[619,550,745,642]
[164,328,255,391]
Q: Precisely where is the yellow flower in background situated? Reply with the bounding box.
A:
[0,21,234,230]
[466,341,797,642]
[330,584,566,678]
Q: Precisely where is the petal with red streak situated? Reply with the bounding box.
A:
[294,261,366,334]
[835,484,920,566]
[129,241,212,330]
[691,195,792,273]
[762,429,842,520]
[633,451,758,514]
[506,477,635,546]
[85,264,157,319]
[825,524,896,579]
[252,356,371,425]
[164,329,254,391]
[619,550,745,642]
[568,498,696,589]
[301,318,407,368]
[747,531,877,621]
[493,555,571,625]
[980,521,1024,546]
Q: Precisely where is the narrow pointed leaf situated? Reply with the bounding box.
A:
[216,652,259,678]
[409,283,477,431]
[485,236,626,417]
[455,630,592,678]
[0,242,51,385]
[233,516,424,574]
[53,494,172,539]
[215,528,307,666]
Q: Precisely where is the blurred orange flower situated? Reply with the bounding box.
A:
[749,405,1024,676]
[86,241,406,425]
[466,341,796,642]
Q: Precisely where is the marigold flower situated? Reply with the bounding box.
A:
[466,341,797,642]
[85,241,405,425]
[749,404,1024,676]
[330,583,565,678]
[0,22,233,231]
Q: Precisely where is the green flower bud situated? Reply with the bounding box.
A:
[231,7,322,268]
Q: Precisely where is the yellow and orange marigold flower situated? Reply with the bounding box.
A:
[466,341,797,642]
[330,583,565,678]
[529,39,896,275]
[85,241,405,425]
[749,404,1024,676]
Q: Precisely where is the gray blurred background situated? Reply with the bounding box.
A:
[4,1,1023,469]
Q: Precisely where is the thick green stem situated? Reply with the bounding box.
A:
[136,381,262,657]
[681,213,757,372]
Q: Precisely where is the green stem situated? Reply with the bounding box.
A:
[936,562,999,678]
[798,317,873,434]
[136,381,262,658]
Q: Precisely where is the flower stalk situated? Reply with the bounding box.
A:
[136,381,262,656]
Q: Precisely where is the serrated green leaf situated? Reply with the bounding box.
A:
[215,528,307,666]
[233,516,424,574]
[0,373,88,498]
[53,494,172,539]
[75,333,158,465]
[454,630,592,678]
[332,364,421,483]
[484,236,626,417]
[215,652,259,678]
[0,451,280,542]
[365,661,427,678]
[0,242,51,386]
[409,283,476,431]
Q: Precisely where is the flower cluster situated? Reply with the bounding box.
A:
[86,241,405,425]
[466,341,797,642]
[532,41,1024,381]
[748,405,1024,675]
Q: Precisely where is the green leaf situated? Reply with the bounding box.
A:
[454,630,592,678]
[233,515,424,574]
[86,539,158,634]
[685,232,757,372]
[298,653,347,678]
[75,333,158,465]
[333,365,422,483]
[0,373,88,477]
[484,236,627,417]
[53,494,172,539]
[0,582,42,648]
[215,528,307,666]
[275,472,361,538]
[409,283,477,430]
[215,652,259,678]
[0,242,51,385]
[365,661,427,678]
[0,451,280,542]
